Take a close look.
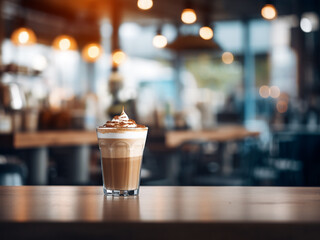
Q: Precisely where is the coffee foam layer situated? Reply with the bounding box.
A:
[98,138,146,158]
[97,129,147,139]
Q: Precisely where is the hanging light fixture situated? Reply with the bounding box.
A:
[52,35,77,51]
[112,49,126,66]
[181,1,197,24]
[82,43,103,62]
[11,27,37,46]
[153,27,167,48]
[10,7,37,46]
[199,3,214,40]
[137,0,153,10]
[261,1,277,20]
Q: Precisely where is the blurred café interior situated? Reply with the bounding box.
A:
[0,0,320,187]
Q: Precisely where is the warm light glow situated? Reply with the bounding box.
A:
[82,43,103,62]
[199,26,213,40]
[222,52,234,64]
[52,35,77,51]
[259,85,270,98]
[19,31,29,44]
[137,0,153,10]
[153,34,167,48]
[11,27,37,46]
[112,50,126,66]
[181,8,197,24]
[261,4,277,20]
[276,100,288,113]
[59,39,71,51]
[270,86,281,98]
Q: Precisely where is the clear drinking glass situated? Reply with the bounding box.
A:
[96,127,148,196]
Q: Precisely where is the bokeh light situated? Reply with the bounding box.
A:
[276,100,288,113]
[181,8,197,24]
[222,52,234,64]
[261,4,277,20]
[270,86,281,98]
[137,0,153,10]
[11,27,37,46]
[259,85,270,98]
[152,34,168,48]
[199,26,214,40]
[52,35,77,51]
[82,43,103,62]
[112,50,126,66]
[300,13,319,33]
[300,18,312,32]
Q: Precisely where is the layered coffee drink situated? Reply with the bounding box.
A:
[96,109,148,196]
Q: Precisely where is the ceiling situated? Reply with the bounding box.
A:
[1,0,318,46]
[4,0,310,24]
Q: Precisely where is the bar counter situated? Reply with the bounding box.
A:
[1,186,320,240]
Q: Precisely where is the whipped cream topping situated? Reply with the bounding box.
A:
[101,108,145,128]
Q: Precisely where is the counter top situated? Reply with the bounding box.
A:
[0,126,259,149]
[0,130,97,148]
[1,186,320,239]
[166,127,260,148]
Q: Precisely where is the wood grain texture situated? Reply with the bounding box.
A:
[0,130,97,149]
[0,186,320,240]
[166,126,260,148]
[0,186,320,222]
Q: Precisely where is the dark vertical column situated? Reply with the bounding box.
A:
[110,0,122,71]
[111,0,121,52]
[64,145,90,185]
[243,20,256,121]
[312,1,320,92]
[26,147,49,185]
[293,27,305,98]
[0,0,4,65]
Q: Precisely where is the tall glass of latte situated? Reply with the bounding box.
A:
[96,109,148,196]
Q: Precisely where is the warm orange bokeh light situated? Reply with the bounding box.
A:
[112,50,126,66]
[137,0,153,10]
[259,85,270,98]
[261,4,277,20]
[276,100,288,113]
[270,86,281,98]
[181,8,197,24]
[52,35,77,51]
[222,52,234,64]
[153,34,168,48]
[82,43,103,62]
[11,27,37,46]
[199,26,214,40]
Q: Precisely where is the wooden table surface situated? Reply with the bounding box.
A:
[0,126,259,149]
[0,130,97,149]
[166,126,260,148]
[1,186,320,240]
